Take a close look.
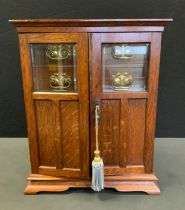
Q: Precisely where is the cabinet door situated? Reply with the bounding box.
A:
[19,33,89,178]
[91,33,162,176]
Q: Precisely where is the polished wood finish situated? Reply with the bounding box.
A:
[25,172,159,194]
[127,99,146,165]
[24,180,160,195]
[14,26,165,33]
[35,100,56,166]
[10,19,172,195]
[144,33,163,173]
[32,92,78,100]
[9,19,172,33]
[19,32,89,179]
[19,35,39,173]
[90,33,150,177]
[9,18,172,27]
[27,173,158,181]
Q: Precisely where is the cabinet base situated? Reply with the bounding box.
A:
[24,180,160,195]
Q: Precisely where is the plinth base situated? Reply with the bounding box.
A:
[24,174,160,195]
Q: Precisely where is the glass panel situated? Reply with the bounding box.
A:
[102,44,149,92]
[30,44,77,92]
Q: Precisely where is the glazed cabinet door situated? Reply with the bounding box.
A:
[19,33,89,178]
[91,33,162,177]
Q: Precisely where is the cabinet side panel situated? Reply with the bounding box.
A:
[35,100,56,166]
[127,99,146,165]
[144,33,162,173]
[60,101,80,169]
[19,34,39,173]
[100,100,120,166]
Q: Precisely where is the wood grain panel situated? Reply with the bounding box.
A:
[16,26,165,33]
[144,33,162,173]
[104,165,145,176]
[19,35,39,173]
[9,18,172,27]
[119,99,128,167]
[28,173,158,181]
[77,34,89,178]
[99,100,120,166]
[52,100,62,169]
[127,99,146,165]
[98,92,148,99]
[60,101,80,169]
[32,92,78,100]
[35,100,56,166]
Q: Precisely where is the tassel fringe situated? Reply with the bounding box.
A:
[91,159,104,192]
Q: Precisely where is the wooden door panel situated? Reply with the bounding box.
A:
[127,99,146,165]
[98,98,147,175]
[91,33,152,176]
[20,33,89,178]
[36,98,86,178]
[35,100,56,166]
[99,100,120,166]
[35,100,82,171]
[60,101,80,169]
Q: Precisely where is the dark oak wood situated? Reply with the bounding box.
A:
[99,100,120,167]
[9,19,172,33]
[144,33,163,173]
[10,19,172,195]
[90,33,151,177]
[35,100,56,166]
[60,101,80,169]
[18,32,89,179]
[15,26,165,33]
[28,173,158,181]
[98,92,148,99]
[19,34,39,173]
[24,180,160,195]
[127,99,146,165]
[9,18,173,27]
[32,92,78,100]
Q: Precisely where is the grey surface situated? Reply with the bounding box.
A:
[0,138,184,210]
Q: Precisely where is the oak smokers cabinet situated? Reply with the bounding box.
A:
[10,19,172,195]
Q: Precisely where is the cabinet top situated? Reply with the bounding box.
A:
[9,19,173,27]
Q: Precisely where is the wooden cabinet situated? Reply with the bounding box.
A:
[10,19,172,195]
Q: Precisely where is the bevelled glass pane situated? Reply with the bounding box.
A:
[30,44,77,92]
[102,44,149,92]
